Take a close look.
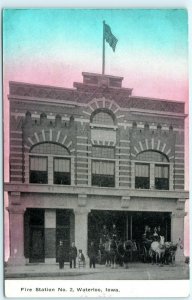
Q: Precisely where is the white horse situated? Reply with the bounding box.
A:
[149,236,165,265]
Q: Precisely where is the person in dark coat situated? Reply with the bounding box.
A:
[57,240,65,269]
[117,239,124,267]
[69,242,77,268]
[111,224,118,241]
[110,238,117,268]
[88,241,97,268]
[157,225,165,240]
[100,224,109,243]
[152,227,159,241]
[124,240,132,269]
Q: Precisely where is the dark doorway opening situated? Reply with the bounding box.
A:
[24,208,45,263]
[88,210,171,248]
[56,209,73,262]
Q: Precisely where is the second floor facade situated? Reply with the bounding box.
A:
[8,72,187,192]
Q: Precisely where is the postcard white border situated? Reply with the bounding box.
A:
[4,280,190,298]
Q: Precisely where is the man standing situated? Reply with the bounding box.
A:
[57,240,65,270]
[69,242,77,268]
[111,224,118,241]
[100,224,109,243]
[88,241,97,268]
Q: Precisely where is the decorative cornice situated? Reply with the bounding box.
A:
[9,81,185,115]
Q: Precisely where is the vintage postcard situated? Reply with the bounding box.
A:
[3,8,189,297]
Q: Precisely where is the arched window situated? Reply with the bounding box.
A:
[29,142,71,185]
[136,151,169,162]
[30,142,70,156]
[135,150,169,190]
[92,111,114,126]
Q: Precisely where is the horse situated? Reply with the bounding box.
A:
[103,240,111,267]
[149,236,165,265]
[164,242,177,265]
[164,238,183,265]
[123,240,135,268]
[103,239,118,268]
[109,238,118,268]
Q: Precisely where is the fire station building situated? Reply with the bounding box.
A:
[5,72,188,265]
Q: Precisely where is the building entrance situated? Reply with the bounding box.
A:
[88,210,171,248]
[24,209,45,263]
[56,209,74,262]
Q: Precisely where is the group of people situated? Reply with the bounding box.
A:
[57,240,97,270]
[100,224,119,243]
[57,241,81,270]
[57,223,119,270]
[142,225,165,243]
[57,224,165,270]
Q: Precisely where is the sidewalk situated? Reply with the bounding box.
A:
[5,262,101,279]
[4,262,189,280]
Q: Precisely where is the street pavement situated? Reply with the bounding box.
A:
[5,262,189,280]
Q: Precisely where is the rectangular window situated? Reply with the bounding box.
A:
[155,165,169,190]
[30,156,48,184]
[54,158,71,185]
[135,163,150,189]
[92,160,115,187]
[92,146,115,159]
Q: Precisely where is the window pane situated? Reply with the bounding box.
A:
[136,151,168,162]
[31,142,69,156]
[92,160,115,187]
[30,171,47,184]
[155,165,169,190]
[155,178,169,190]
[135,164,149,177]
[54,158,71,185]
[92,146,114,159]
[92,112,114,126]
[92,175,115,187]
[135,163,149,189]
[54,158,70,172]
[155,165,169,178]
[92,161,115,175]
[135,177,150,189]
[54,172,71,185]
[30,157,47,171]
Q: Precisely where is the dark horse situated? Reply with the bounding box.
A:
[103,239,118,268]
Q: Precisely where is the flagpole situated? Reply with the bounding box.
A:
[102,20,105,75]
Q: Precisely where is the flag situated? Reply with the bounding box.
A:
[104,23,118,52]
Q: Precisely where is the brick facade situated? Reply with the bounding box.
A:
[5,72,188,265]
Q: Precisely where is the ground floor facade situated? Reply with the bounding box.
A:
[5,184,188,265]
